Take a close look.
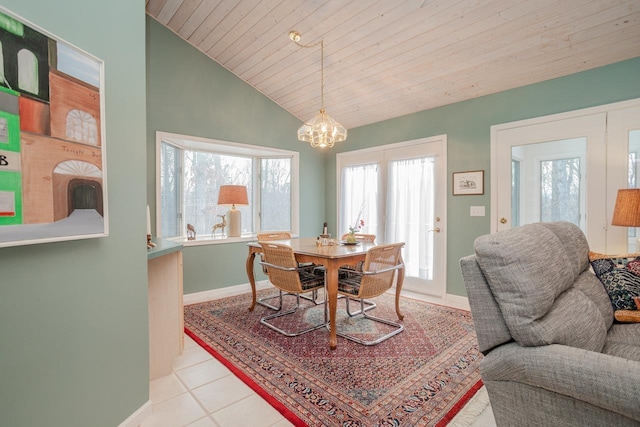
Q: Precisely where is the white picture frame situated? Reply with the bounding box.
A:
[0,7,108,248]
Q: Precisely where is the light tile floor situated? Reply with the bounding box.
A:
[142,291,497,427]
[142,333,294,427]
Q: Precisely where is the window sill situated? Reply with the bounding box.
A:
[167,234,256,247]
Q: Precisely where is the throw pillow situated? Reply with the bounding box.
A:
[589,252,640,310]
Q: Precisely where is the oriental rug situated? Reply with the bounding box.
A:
[184,290,483,426]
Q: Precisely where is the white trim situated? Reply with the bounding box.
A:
[117,400,152,427]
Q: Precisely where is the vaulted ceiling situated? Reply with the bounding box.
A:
[146,0,640,130]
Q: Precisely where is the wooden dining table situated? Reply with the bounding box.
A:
[246,237,405,350]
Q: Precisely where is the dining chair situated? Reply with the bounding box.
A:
[339,233,377,316]
[257,232,322,310]
[256,232,291,310]
[258,242,327,336]
[335,242,405,345]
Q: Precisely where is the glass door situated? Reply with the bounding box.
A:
[492,99,640,254]
[338,136,446,297]
[493,112,607,250]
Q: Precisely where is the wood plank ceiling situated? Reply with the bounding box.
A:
[146,0,640,130]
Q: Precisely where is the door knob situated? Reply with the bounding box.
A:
[500,218,507,224]
[429,227,441,233]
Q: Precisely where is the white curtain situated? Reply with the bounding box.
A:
[340,163,380,239]
[386,157,435,280]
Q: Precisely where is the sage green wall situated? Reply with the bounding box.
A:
[0,1,149,427]
[146,17,327,294]
[326,57,640,297]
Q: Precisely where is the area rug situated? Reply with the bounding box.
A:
[184,290,483,426]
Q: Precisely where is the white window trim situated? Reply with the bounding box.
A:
[155,131,299,245]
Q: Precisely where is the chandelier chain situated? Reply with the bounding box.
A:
[292,36,324,109]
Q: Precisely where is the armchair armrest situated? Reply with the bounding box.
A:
[482,342,640,421]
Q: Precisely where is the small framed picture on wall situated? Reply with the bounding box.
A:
[453,170,484,195]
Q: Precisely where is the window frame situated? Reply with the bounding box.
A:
[155,131,299,245]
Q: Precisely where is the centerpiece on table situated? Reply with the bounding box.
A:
[346,203,365,243]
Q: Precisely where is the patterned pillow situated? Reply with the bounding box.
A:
[589,252,640,310]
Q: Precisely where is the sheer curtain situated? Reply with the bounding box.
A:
[340,163,380,239]
[386,157,435,280]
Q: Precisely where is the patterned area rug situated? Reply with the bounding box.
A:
[184,290,483,426]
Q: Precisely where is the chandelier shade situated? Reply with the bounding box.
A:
[290,30,347,148]
[297,109,347,148]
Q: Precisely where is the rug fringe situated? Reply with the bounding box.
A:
[447,386,490,427]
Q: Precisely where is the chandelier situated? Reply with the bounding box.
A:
[289,30,347,148]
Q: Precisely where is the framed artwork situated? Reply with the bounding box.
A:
[453,170,484,196]
[0,7,108,248]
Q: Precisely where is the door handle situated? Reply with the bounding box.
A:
[500,218,507,224]
[429,227,441,233]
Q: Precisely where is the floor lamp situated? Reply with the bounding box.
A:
[217,185,248,238]
[611,188,640,252]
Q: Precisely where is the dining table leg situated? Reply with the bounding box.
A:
[326,260,339,350]
[246,250,257,311]
[395,256,405,321]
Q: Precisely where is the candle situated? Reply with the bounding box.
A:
[146,205,151,235]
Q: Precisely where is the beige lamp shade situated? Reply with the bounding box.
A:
[612,189,640,227]
[217,185,248,238]
[217,185,248,207]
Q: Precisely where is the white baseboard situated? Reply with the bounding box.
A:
[183,280,271,305]
[184,281,470,311]
[118,400,152,427]
[401,289,470,310]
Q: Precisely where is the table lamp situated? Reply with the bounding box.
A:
[217,185,248,238]
[611,188,640,252]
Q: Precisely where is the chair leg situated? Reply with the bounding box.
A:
[259,289,313,311]
[344,296,376,316]
[257,289,284,310]
[336,299,403,346]
[260,293,328,337]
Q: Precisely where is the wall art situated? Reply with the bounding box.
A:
[0,7,107,248]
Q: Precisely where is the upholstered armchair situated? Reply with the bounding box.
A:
[460,222,640,426]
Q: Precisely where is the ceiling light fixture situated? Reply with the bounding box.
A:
[289,30,346,149]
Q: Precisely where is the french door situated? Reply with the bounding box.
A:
[337,136,446,297]
[492,99,640,253]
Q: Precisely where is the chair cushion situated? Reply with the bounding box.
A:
[603,323,640,362]
[298,270,325,290]
[475,222,607,352]
[337,274,361,296]
[589,252,640,310]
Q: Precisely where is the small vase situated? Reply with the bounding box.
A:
[346,234,356,244]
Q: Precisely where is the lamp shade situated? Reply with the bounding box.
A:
[612,189,640,227]
[217,185,248,207]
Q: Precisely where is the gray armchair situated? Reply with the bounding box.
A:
[460,222,640,427]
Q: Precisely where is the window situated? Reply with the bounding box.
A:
[157,132,298,242]
[539,157,581,225]
[66,109,98,145]
[17,48,38,94]
[511,159,520,227]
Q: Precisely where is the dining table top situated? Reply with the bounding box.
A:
[248,237,376,258]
